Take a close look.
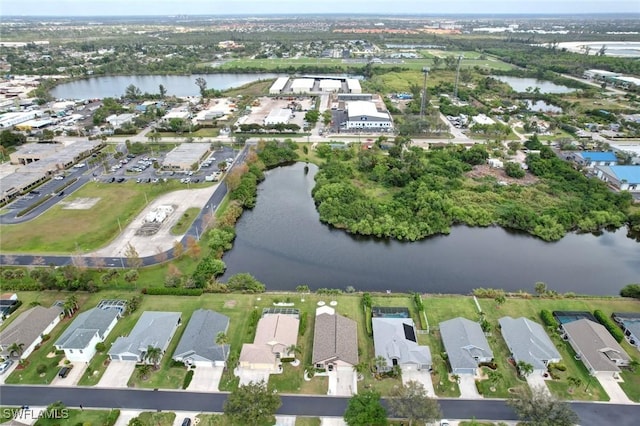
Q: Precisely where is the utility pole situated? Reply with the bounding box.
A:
[420,67,430,119]
[454,55,463,100]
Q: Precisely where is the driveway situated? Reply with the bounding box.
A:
[187,365,223,392]
[327,367,357,396]
[321,418,347,426]
[234,367,271,386]
[401,367,435,396]
[597,375,633,404]
[97,361,136,388]
[458,374,482,399]
[525,372,551,396]
[114,410,142,426]
[50,362,87,387]
[274,416,296,426]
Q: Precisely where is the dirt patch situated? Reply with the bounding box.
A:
[466,164,539,185]
[223,300,237,308]
[61,197,100,210]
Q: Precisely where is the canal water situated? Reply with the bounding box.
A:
[221,163,640,295]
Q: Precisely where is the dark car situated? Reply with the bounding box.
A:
[117,177,125,183]
[181,418,191,426]
[109,177,115,183]
[58,366,72,378]
[30,190,40,195]
[57,191,65,197]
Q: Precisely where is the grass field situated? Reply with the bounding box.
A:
[171,208,200,235]
[0,408,19,424]
[0,181,191,253]
[134,412,175,426]
[34,409,119,426]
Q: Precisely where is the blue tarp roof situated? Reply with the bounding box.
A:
[610,166,640,184]
[578,151,617,161]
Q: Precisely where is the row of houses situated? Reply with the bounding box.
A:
[570,151,640,192]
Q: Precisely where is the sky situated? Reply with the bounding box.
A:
[1,0,639,16]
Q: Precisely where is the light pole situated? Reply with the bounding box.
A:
[420,67,430,119]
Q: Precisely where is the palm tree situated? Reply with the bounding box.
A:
[66,295,78,316]
[144,346,162,370]
[567,376,582,393]
[374,355,388,373]
[8,342,24,358]
[137,364,152,380]
[215,332,229,364]
[517,361,534,378]
[353,361,368,376]
[494,294,506,308]
[285,344,301,360]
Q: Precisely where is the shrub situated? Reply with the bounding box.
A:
[144,288,203,296]
[620,284,640,299]
[41,334,50,342]
[593,310,624,342]
[182,369,194,389]
[550,362,566,372]
[95,342,106,353]
[473,288,505,298]
[36,364,47,374]
[540,310,556,327]
[413,293,425,311]
[299,312,308,336]
[106,409,120,426]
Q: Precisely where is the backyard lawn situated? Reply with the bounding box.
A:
[34,409,119,426]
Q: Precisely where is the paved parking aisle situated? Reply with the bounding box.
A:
[187,366,223,392]
[50,362,87,386]
[97,361,136,388]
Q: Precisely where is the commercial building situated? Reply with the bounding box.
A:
[342,101,392,130]
[596,165,640,192]
[346,78,362,94]
[162,143,210,171]
[0,111,40,129]
[264,108,293,126]
[319,79,342,93]
[290,78,315,94]
[583,69,621,81]
[575,151,618,168]
[269,77,289,95]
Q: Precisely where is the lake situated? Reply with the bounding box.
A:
[492,76,574,94]
[221,163,640,295]
[526,100,563,113]
[50,73,283,99]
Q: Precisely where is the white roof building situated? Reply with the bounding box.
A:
[319,79,342,92]
[269,77,289,95]
[472,114,495,126]
[344,101,392,130]
[346,78,362,94]
[264,108,292,126]
[290,78,314,93]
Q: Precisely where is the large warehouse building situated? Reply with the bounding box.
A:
[290,78,315,94]
[269,77,289,95]
[343,101,393,130]
[162,143,210,171]
[264,108,293,126]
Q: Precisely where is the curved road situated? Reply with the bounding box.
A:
[0,385,637,426]
[0,146,250,268]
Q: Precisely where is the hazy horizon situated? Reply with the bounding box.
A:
[1,0,639,17]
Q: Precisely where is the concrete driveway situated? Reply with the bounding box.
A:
[458,374,482,399]
[187,365,223,392]
[274,416,296,426]
[526,373,551,396]
[97,361,136,388]
[114,410,143,426]
[321,418,347,426]
[235,367,271,386]
[50,362,87,387]
[597,375,633,404]
[401,367,435,396]
[327,367,357,396]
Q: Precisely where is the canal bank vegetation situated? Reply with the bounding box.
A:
[310,140,634,241]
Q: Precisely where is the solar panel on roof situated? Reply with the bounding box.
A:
[403,323,417,342]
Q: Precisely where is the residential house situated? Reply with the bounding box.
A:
[562,319,631,377]
[0,293,18,318]
[312,306,358,371]
[596,165,640,192]
[109,311,181,363]
[498,316,561,374]
[612,313,640,351]
[372,309,431,372]
[439,317,494,375]
[54,306,121,362]
[0,305,63,359]
[575,151,618,168]
[238,313,299,373]
[173,309,230,367]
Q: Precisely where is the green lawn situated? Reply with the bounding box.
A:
[296,417,321,426]
[0,407,19,424]
[195,414,228,425]
[134,412,175,426]
[34,409,119,426]
[171,208,201,235]
[619,368,640,402]
[0,181,189,253]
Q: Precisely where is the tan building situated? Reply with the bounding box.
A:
[238,313,299,372]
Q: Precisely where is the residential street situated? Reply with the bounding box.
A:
[0,385,638,426]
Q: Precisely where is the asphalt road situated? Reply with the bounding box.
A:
[0,385,637,425]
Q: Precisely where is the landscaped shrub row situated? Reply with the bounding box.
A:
[142,288,203,296]
[593,310,624,342]
[16,194,52,217]
[106,409,121,426]
[540,310,556,327]
[413,292,424,311]
[182,369,194,389]
[298,312,307,336]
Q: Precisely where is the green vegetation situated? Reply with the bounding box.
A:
[171,208,200,235]
[34,409,120,426]
[593,310,625,342]
[0,407,19,424]
[133,412,176,426]
[311,142,633,242]
[620,284,640,299]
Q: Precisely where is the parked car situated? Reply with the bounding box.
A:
[117,177,125,183]
[58,366,72,378]
[53,175,65,180]
[181,418,191,426]
[0,359,14,374]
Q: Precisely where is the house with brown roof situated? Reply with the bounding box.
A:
[562,319,631,377]
[238,313,299,373]
[312,306,358,371]
[0,305,63,359]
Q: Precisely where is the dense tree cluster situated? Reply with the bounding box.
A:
[255,139,299,168]
[311,141,633,242]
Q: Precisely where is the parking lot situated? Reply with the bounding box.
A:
[240,96,314,129]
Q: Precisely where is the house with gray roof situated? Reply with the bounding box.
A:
[612,312,640,351]
[109,311,181,363]
[0,305,63,360]
[173,309,230,367]
[498,316,561,374]
[372,312,431,372]
[312,306,358,371]
[562,318,631,376]
[439,317,493,375]
[54,306,121,362]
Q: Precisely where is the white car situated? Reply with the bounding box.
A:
[0,359,14,374]
[53,175,64,180]
[440,420,450,426]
